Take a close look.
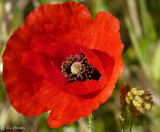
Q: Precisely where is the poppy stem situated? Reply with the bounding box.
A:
[130,119,133,132]
[89,113,94,132]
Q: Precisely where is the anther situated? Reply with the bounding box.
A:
[61,53,101,83]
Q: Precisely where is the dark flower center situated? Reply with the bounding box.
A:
[61,53,101,83]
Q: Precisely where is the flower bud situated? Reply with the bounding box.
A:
[127,92,134,100]
[136,107,145,114]
[133,100,142,108]
[134,96,143,104]
[144,102,152,110]
[119,83,153,122]
[125,96,131,104]
[144,95,152,101]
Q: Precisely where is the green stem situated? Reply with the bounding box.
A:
[130,119,133,132]
[89,113,94,132]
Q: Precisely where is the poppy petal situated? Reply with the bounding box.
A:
[2,31,66,116]
[8,80,69,116]
[3,54,66,116]
[21,2,93,45]
[29,33,80,71]
[22,51,68,84]
[47,96,83,128]
[93,50,115,81]
[85,11,123,58]
[42,2,93,44]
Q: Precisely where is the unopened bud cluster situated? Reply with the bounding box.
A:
[119,83,153,128]
[126,88,152,118]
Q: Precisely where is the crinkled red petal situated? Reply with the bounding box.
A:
[22,51,68,84]
[3,50,64,116]
[29,33,81,71]
[93,49,115,81]
[84,11,124,57]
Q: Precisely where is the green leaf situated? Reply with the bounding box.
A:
[151,40,160,82]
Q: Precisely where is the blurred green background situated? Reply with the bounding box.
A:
[0,0,160,132]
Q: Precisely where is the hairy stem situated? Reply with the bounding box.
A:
[89,113,94,132]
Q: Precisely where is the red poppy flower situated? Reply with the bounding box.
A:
[2,1,123,128]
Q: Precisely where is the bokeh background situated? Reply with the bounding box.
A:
[0,0,160,132]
